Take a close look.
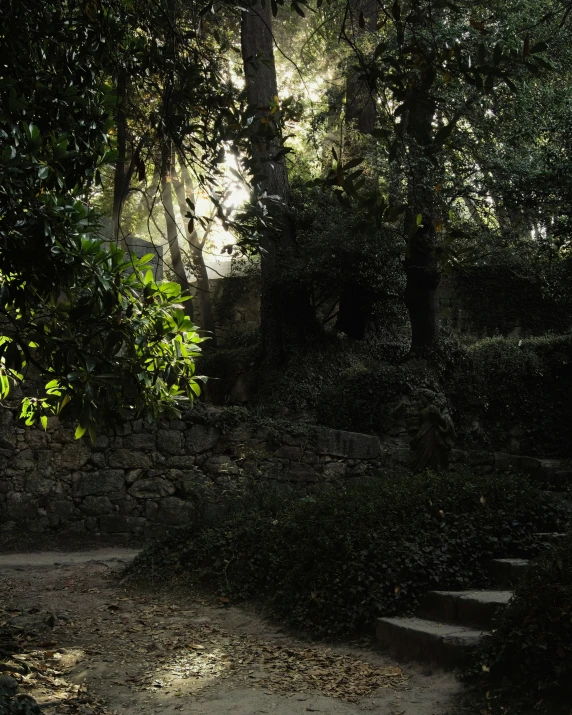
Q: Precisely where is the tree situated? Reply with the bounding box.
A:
[241,0,316,364]
[0,0,237,433]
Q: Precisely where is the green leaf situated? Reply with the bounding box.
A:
[75,424,87,440]
[416,213,423,226]
[41,415,48,431]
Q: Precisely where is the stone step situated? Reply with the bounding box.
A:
[376,616,483,668]
[417,589,512,630]
[488,558,529,588]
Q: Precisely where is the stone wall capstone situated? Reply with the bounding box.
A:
[1,406,569,540]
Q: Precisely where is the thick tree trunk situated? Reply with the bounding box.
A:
[173,158,218,345]
[161,144,193,316]
[241,0,315,364]
[334,282,373,339]
[403,75,440,355]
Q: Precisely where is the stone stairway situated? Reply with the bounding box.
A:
[376,534,563,668]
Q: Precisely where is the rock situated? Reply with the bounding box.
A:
[99,514,145,533]
[156,430,183,455]
[24,472,58,495]
[73,470,125,497]
[129,478,175,499]
[125,469,143,485]
[315,427,381,459]
[274,445,303,460]
[12,449,36,469]
[156,497,195,525]
[4,493,37,520]
[519,456,540,472]
[81,495,114,516]
[322,462,347,479]
[165,455,195,468]
[123,433,157,451]
[204,455,238,476]
[93,435,110,452]
[467,451,495,466]
[185,424,220,454]
[59,442,91,470]
[47,500,74,517]
[108,449,152,469]
[493,452,516,471]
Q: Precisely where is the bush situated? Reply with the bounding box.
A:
[449,334,572,456]
[127,471,570,638]
[465,532,572,714]
[316,359,438,435]
[0,679,43,714]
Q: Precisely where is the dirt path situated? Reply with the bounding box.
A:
[0,550,461,715]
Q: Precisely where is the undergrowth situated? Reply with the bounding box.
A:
[463,532,572,715]
[126,471,570,638]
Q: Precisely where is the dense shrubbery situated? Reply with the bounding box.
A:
[449,334,572,456]
[316,359,438,434]
[465,532,572,714]
[127,471,570,637]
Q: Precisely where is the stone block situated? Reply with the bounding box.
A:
[59,442,91,470]
[493,453,516,471]
[129,477,175,499]
[322,462,347,480]
[99,514,145,533]
[123,433,157,451]
[12,449,36,469]
[4,493,37,520]
[73,469,125,497]
[156,430,183,456]
[125,469,143,485]
[81,495,114,516]
[287,462,318,482]
[88,452,107,469]
[274,445,303,461]
[165,455,195,468]
[204,455,238,476]
[519,456,540,472]
[25,431,48,449]
[315,427,381,459]
[47,500,75,517]
[108,449,152,469]
[0,429,17,450]
[93,435,110,452]
[176,470,214,499]
[185,424,220,454]
[0,479,11,494]
[467,451,495,466]
[169,420,186,431]
[25,473,60,495]
[156,496,195,525]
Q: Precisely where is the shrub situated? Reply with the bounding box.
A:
[465,532,572,714]
[127,471,570,638]
[449,334,572,457]
[316,359,438,435]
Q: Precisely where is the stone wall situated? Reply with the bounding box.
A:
[1,406,569,540]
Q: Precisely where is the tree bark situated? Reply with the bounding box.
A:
[345,0,377,135]
[161,144,193,316]
[241,0,315,364]
[112,71,129,250]
[403,78,440,355]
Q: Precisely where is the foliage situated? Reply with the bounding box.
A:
[316,360,438,434]
[464,532,572,715]
[0,0,207,433]
[127,471,570,637]
[449,335,572,456]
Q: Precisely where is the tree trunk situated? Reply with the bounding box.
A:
[173,158,219,345]
[241,0,315,364]
[112,71,129,250]
[403,75,440,355]
[334,282,373,339]
[345,0,377,135]
[161,144,193,316]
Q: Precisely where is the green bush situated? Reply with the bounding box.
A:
[465,532,572,714]
[127,471,570,638]
[449,334,572,457]
[316,359,438,435]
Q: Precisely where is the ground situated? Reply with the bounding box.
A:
[0,549,461,715]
